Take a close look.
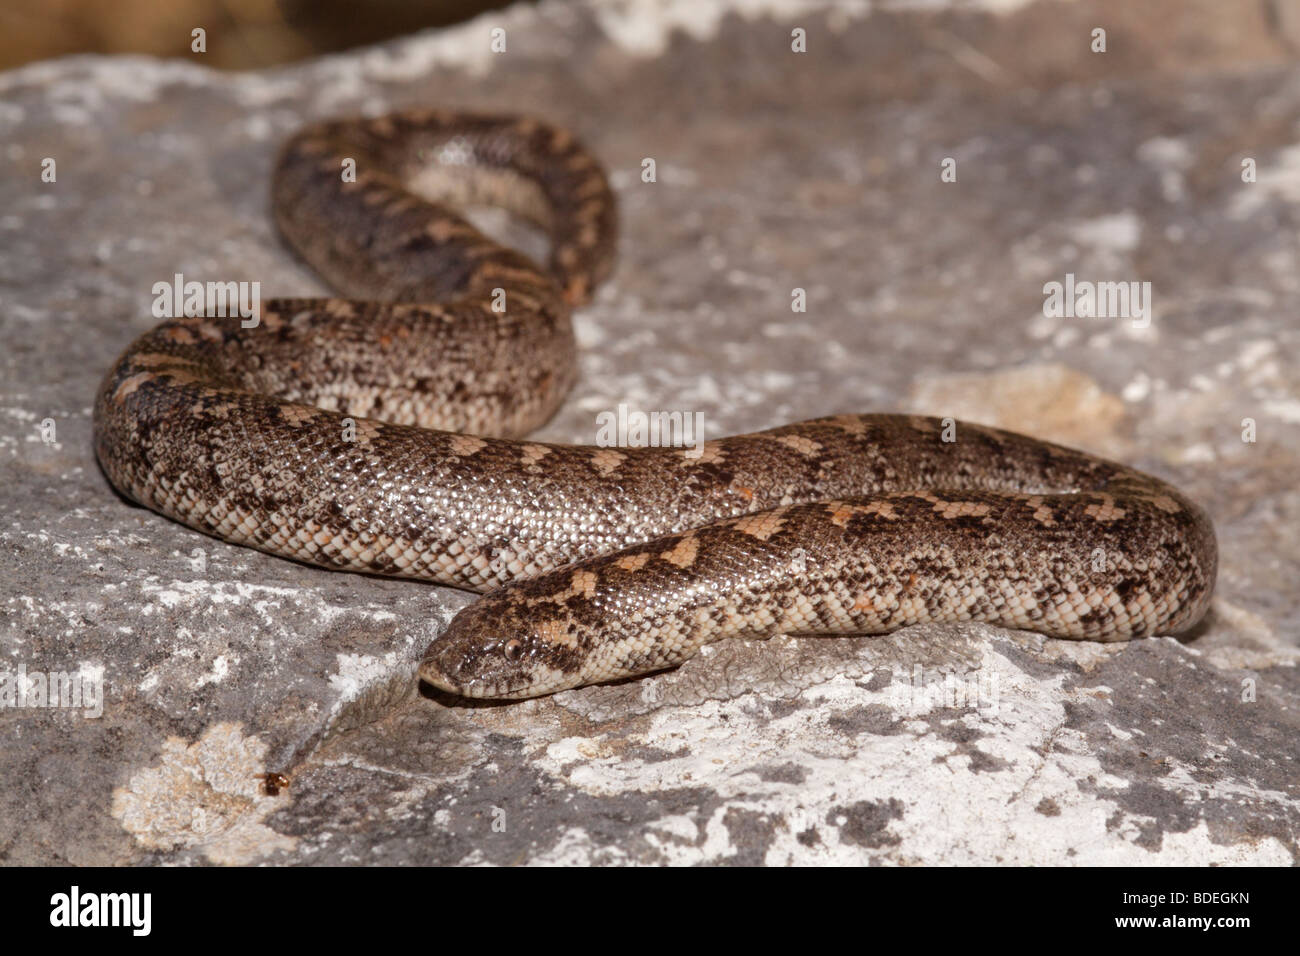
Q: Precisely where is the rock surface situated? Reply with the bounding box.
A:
[1,0,1297,865]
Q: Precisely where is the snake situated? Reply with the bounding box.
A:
[92,110,1218,700]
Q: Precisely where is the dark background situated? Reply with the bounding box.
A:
[0,0,521,70]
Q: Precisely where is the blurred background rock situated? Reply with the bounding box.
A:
[3,0,1299,75]
[0,0,522,70]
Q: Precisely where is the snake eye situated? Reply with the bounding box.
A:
[503,639,523,661]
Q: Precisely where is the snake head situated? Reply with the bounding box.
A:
[418,591,593,700]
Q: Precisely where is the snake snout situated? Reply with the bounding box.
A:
[418,636,497,698]
[417,642,469,695]
[418,605,529,699]
[419,595,586,700]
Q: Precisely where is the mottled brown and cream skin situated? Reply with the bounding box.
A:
[93,111,1217,701]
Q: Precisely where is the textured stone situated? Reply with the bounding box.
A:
[1,0,1297,865]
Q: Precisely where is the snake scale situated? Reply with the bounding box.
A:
[93,111,1218,700]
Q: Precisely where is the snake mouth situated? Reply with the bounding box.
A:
[418,655,489,699]
[418,643,581,701]
[417,647,526,700]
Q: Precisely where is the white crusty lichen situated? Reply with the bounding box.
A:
[111,722,296,865]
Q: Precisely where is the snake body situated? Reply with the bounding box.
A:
[93,111,1217,699]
